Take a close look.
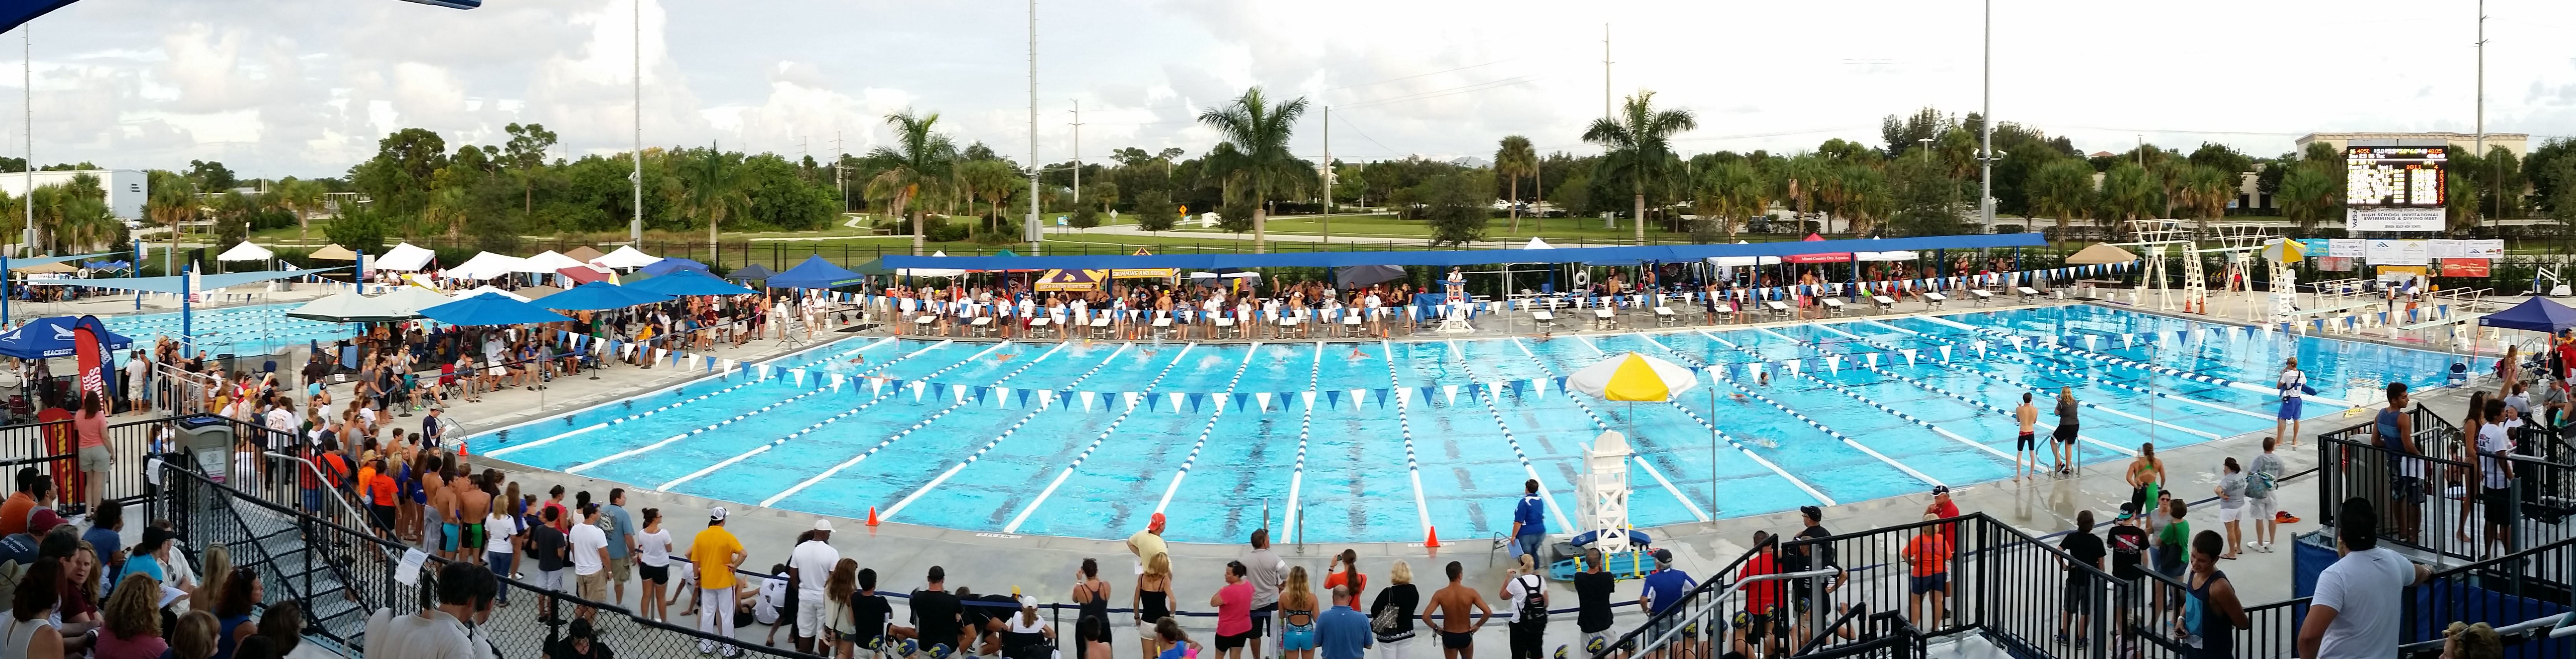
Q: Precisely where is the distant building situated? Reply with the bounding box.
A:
[2295,132,2528,157]
[1448,156,1492,169]
[0,169,147,220]
[2088,151,2116,159]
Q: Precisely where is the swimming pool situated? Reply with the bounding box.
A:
[467,305,2483,544]
[100,303,358,356]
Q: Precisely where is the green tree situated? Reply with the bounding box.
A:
[2275,165,2339,233]
[349,128,449,219]
[2186,143,2253,177]
[2179,164,2238,231]
[1582,90,1697,245]
[865,110,957,255]
[2446,168,2482,234]
[269,178,323,246]
[1419,171,1491,247]
[676,144,747,263]
[1772,154,1823,231]
[1494,135,1537,232]
[503,122,558,216]
[144,172,196,265]
[2026,158,2095,245]
[325,203,391,255]
[1132,189,1176,233]
[1195,87,1311,253]
[185,159,238,191]
[2097,161,2160,236]
[1693,160,1765,240]
[956,158,1024,231]
[1885,157,1962,237]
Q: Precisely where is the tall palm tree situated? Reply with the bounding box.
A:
[677,144,747,264]
[145,174,196,269]
[1840,166,1893,237]
[1494,135,1538,233]
[956,158,1023,232]
[270,178,323,246]
[866,111,957,255]
[1583,90,1697,246]
[1195,87,1310,253]
[1694,160,1765,239]
[2097,161,2161,238]
[1772,154,1822,232]
[2276,165,2338,233]
[2027,159,2096,246]
[2179,164,2238,232]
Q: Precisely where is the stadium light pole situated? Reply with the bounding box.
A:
[2474,0,2487,228]
[1026,0,1040,256]
[629,0,643,247]
[1978,0,1994,236]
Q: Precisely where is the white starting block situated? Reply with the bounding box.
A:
[1089,317,1114,339]
[1151,317,1177,339]
[2016,286,2042,301]
[1277,316,1303,338]
[968,316,996,336]
[1340,313,1364,336]
[1922,292,1948,308]
[1025,316,1051,338]
[1214,317,1240,339]
[1592,307,1618,330]
[1820,297,1847,316]
[1653,306,1677,326]
[1969,289,1995,306]
[1764,300,1793,319]
[1532,310,1557,331]
[1871,295,1898,313]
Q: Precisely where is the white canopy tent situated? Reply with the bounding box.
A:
[591,246,661,270]
[446,252,526,280]
[896,250,966,278]
[1524,237,1554,250]
[214,242,274,262]
[374,243,438,271]
[1854,251,1920,262]
[374,286,454,314]
[516,251,587,274]
[454,285,532,302]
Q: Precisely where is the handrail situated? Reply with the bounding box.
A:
[2394,610,2567,655]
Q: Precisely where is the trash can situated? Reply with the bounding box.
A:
[216,353,238,375]
[173,415,235,484]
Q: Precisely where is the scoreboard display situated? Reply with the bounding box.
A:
[2346,146,2445,207]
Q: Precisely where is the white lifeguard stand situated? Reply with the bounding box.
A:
[1436,277,1476,334]
[1580,430,1636,554]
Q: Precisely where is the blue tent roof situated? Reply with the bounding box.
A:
[624,269,758,297]
[874,234,2045,271]
[0,315,132,360]
[767,255,866,289]
[537,281,674,311]
[639,258,710,277]
[2479,298,2576,334]
[420,292,575,326]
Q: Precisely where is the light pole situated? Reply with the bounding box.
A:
[629,0,643,247]
[1978,0,1994,234]
[1025,0,1040,256]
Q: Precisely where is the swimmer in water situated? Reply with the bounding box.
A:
[1753,437,1780,449]
[996,354,1017,362]
[1349,349,1370,360]
[850,355,866,365]
[1730,392,1751,405]
[1757,371,1772,386]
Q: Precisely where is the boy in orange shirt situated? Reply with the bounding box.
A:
[1903,514,1951,629]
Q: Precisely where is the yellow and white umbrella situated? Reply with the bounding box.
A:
[2259,238,2306,263]
[1568,351,1698,401]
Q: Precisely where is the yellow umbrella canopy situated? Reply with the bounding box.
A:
[307,244,358,260]
[1567,351,1698,401]
[2063,243,2137,266]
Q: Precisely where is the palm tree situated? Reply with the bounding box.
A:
[1583,90,1697,246]
[2179,164,2238,232]
[270,178,323,246]
[1494,135,1538,233]
[1694,160,1765,239]
[677,144,747,264]
[1772,154,1822,232]
[145,174,196,269]
[866,110,957,255]
[1195,87,1310,253]
[2276,165,2338,233]
[1840,166,1893,237]
[2027,159,2096,246]
[2097,161,2160,238]
[956,159,1022,232]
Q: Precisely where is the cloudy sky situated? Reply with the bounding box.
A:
[16,0,2576,179]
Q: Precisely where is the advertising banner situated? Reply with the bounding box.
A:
[2365,239,2430,266]
[2328,239,2365,258]
[2348,207,2445,231]
[2438,259,2490,277]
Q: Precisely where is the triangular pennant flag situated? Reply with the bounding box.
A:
[1256,392,1273,411]
[910,380,928,401]
[1372,388,1391,408]
[1326,390,1344,409]
[791,368,806,386]
[1863,353,1879,368]
[831,373,846,392]
[1301,391,1316,411]
[1508,380,1527,398]
[1900,348,1918,365]
[1168,391,1186,412]
[1938,345,1952,361]
[655,348,669,365]
[1825,354,1841,374]
[1187,392,1207,413]
[1015,388,1033,408]
[992,386,1011,407]
[757,363,773,380]
[1080,391,1096,412]
[951,384,968,404]
[2123,333,2135,348]
[1974,340,1989,356]
[1416,386,1436,406]
[869,377,884,395]
[1554,377,1570,396]
[2084,335,2097,351]
[1038,390,1056,409]
[1123,391,1141,411]
[973,386,991,405]
[1785,359,1802,376]
[1442,384,1459,406]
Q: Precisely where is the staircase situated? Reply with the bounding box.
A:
[150,453,392,650]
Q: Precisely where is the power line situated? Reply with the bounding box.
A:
[1334,114,1401,157]
[1336,76,1539,110]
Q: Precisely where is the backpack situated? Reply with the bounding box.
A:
[1515,574,1547,623]
[2245,468,2276,500]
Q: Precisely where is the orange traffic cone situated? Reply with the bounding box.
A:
[1424,526,1441,548]
[866,507,882,527]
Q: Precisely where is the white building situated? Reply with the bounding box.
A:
[0,169,148,220]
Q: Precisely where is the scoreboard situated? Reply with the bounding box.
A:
[2346,146,2445,207]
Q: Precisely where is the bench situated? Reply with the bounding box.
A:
[1820,297,1846,317]
[1921,291,1947,308]
[1871,295,1898,313]
[1089,317,1114,339]
[1969,289,1994,306]
[1653,306,1677,326]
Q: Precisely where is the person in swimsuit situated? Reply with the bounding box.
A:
[456,470,493,566]
[1420,561,1490,659]
[1276,567,1318,659]
[427,463,462,562]
[2127,443,2166,515]
[2014,393,2040,481]
[2053,388,2081,474]
[1133,554,1172,659]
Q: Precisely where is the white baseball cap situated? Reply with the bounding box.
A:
[814,519,834,532]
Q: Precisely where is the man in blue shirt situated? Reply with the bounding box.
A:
[604,488,639,607]
[1315,585,1372,659]
[1638,549,1698,659]
[1509,479,1546,562]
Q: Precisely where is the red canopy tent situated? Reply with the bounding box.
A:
[558,265,614,285]
[1784,233,1852,264]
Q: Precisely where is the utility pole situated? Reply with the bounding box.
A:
[1978,0,1994,234]
[1025,0,1040,256]
[22,25,30,256]
[1321,105,1331,243]
[1070,100,1083,208]
[1601,24,1612,119]
[629,0,643,246]
[834,132,846,214]
[2475,0,2487,227]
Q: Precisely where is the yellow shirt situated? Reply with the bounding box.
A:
[690,526,744,589]
[1127,530,1166,566]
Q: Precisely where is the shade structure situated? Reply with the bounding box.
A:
[1784,233,1851,264]
[2479,298,2576,334]
[374,286,454,315]
[307,244,358,261]
[2258,238,2305,263]
[517,250,587,274]
[557,265,613,285]
[769,255,865,289]
[420,292,575,326]
[447,252,526,280]
[638,257,709,277]
[538,281,674,311]
[1336,264,1407,288]
[563,246,607,263]
[374,243,438,271]
[2064,243,2138,266]
[624,269,757,297]
[1524,236,1554,250]
[1854,251,1919,262]
[1567,352,1698,401]
[848,258,895,276]
[215,241,273,262]
[877,233,2048,272]
[82,261,129,270]
[287,291,421,323]
[1035,269,1105,291]
[11,261,74,273]
[725,264,777,282]
[454,285,531,302]
[0,316,131,359]
[593,246,661,269]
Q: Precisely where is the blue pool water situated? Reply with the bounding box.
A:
[100,303,357,355]
[467,306,2485,544]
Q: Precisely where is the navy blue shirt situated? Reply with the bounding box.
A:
[1640,567,1695,615]
[82,527,121,576]
[1513,495,1546,536]
[1316,605,1372,659]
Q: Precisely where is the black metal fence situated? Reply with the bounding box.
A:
[2319,404,2576,561]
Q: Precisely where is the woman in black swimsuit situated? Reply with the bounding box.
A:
[1070,558,1112,659]
[1132,554,1172,659]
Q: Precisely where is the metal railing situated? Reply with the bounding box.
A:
[2319,405,2576,560]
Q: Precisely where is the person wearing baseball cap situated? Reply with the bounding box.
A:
[1636,549,1695,659]
[689,506,749,656]
[1128,513,1168,575]
[789,519,842,654]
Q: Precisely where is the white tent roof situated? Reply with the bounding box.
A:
[517,251,586,273]
[374,286,454,314]
[1854,251,1920,262]
[446,252,525,280]
[374,243,437,271]
[455,285,531,302]
[897,250,965,278]
[1524,237,1554,250]
[214,242,273,262]
[591,246,661,269]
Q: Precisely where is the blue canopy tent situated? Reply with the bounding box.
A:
[2479,298,2576,334]
[725,264,777,282]
[624,269,758,297]
[768,255,867,290]
[0,315,132,359]
[537,281,674,311]
[638,258,710,277]
[420,293,575,326]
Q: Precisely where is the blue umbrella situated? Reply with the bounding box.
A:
[625,269,757,297]
[538,281,675,311]
[639,258,710,277]
[768,255,866,289]
[420,292,576,326]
